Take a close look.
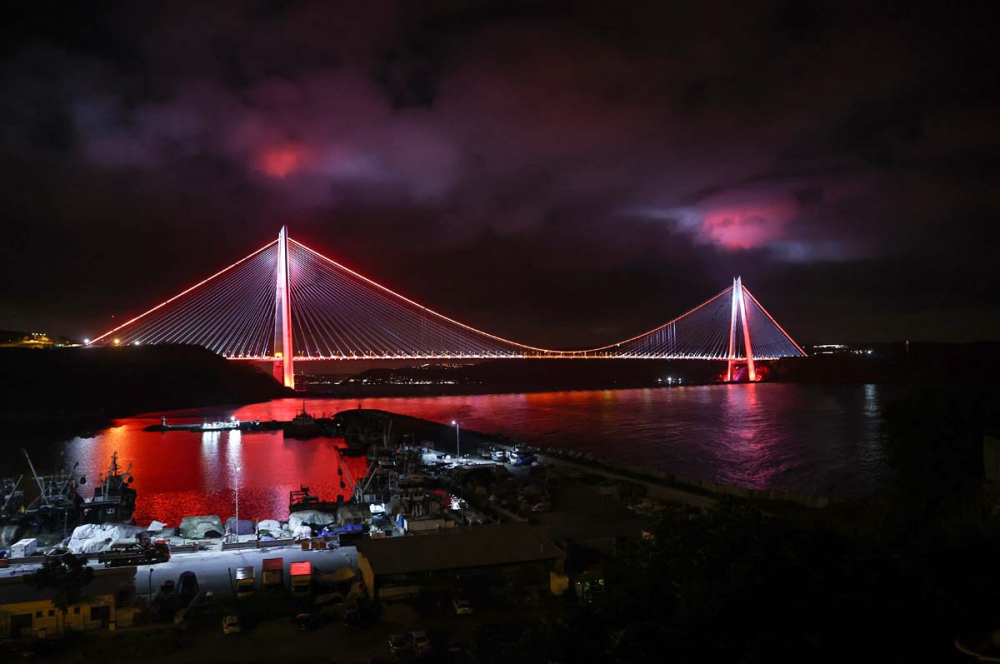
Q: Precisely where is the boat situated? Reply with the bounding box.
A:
[11,450,85,536]
[289,486,345,513]
[81,451,137,525]
[1,476,25,520]
[144,416,269,432]
[285,402,321,439]
[0,476,27,546]
[201,417,243,431]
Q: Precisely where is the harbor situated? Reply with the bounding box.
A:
[1,403,786,658]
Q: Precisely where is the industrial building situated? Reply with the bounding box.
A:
[0,566,139,639]
[357,524,564,602]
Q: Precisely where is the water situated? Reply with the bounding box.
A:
[6,383,888,526]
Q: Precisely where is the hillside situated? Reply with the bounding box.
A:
[0,345,291,429]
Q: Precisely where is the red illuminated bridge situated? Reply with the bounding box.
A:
[90,227,805,388]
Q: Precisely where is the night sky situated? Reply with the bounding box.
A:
[1,1,997,347]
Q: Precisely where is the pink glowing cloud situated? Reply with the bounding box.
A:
[699,197,799,250]
[256,142,306,179]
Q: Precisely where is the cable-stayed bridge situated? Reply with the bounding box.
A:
[90,227,805,388]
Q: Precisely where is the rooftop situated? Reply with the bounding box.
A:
[357,524,562,576]
[0,566,136,606]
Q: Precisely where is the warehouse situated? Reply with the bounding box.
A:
[0,566,138,639]
[357,524,564,602]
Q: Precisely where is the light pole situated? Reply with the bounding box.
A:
[234,466,240,540]
[451,421,460,458]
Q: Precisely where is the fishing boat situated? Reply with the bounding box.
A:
[81,451,137,525]
[11,450,85,536]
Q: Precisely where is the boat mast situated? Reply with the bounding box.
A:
[1,475,23,512]
[22,449,50,507]
[57,462,79,499]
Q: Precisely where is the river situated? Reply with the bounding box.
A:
[5,383,889,526]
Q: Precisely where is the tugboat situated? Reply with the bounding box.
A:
[81,452,137,525]
[285,402,321,439]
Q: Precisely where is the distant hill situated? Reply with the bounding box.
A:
[0,329,79,348]
[0,345,291,426]
[774,342,1000,383]
[299,342,1000,396]
[304,358,725,396]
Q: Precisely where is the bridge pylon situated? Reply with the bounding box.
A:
[726,276,756,382]
[273,226,295,389]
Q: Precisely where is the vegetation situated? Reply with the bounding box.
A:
[30,554,95,633]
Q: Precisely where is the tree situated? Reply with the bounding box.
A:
[30,554,94,634]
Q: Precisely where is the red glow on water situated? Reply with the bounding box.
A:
[40,387,883,525]
[64,417,367,527]
[257,143,304,179]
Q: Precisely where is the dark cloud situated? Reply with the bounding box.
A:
[0,0,997,345]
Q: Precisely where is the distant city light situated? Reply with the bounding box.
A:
[83,338,90,344]
[113,338,120,345]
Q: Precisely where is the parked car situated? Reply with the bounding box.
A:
[222,615,241,635]
[389,633,410,655]
[452,597,473,615]
[490,449,507,462]
[513,453,537,466]
[408,630,431,652]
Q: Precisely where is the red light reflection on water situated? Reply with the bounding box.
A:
[48,385,887,526]
[66,420,366,527]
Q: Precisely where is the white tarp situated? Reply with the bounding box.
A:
[147,520,167,532]
[68,523,146,554]
[287,510,336,531]
[257,520,290,538]
[179,515,225,540]
[292,525,313,539]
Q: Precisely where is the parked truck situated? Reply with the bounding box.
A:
[290,561,312,594]
[98,540,170,567]
[235,566,255,598]
[262,557,284,590]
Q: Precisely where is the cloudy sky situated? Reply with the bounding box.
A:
[1,1,997,346]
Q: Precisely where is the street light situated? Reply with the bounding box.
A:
[451,420,460,458]
[234,465,241,540]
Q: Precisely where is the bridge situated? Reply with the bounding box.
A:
[90,227,805,388]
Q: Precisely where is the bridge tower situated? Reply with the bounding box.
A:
[726,276,756,382]
[273,226,295,389]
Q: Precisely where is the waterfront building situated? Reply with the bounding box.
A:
[0,566,138,639]
[356,524,564,602]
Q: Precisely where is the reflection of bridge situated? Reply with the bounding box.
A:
[91,227,805,388]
